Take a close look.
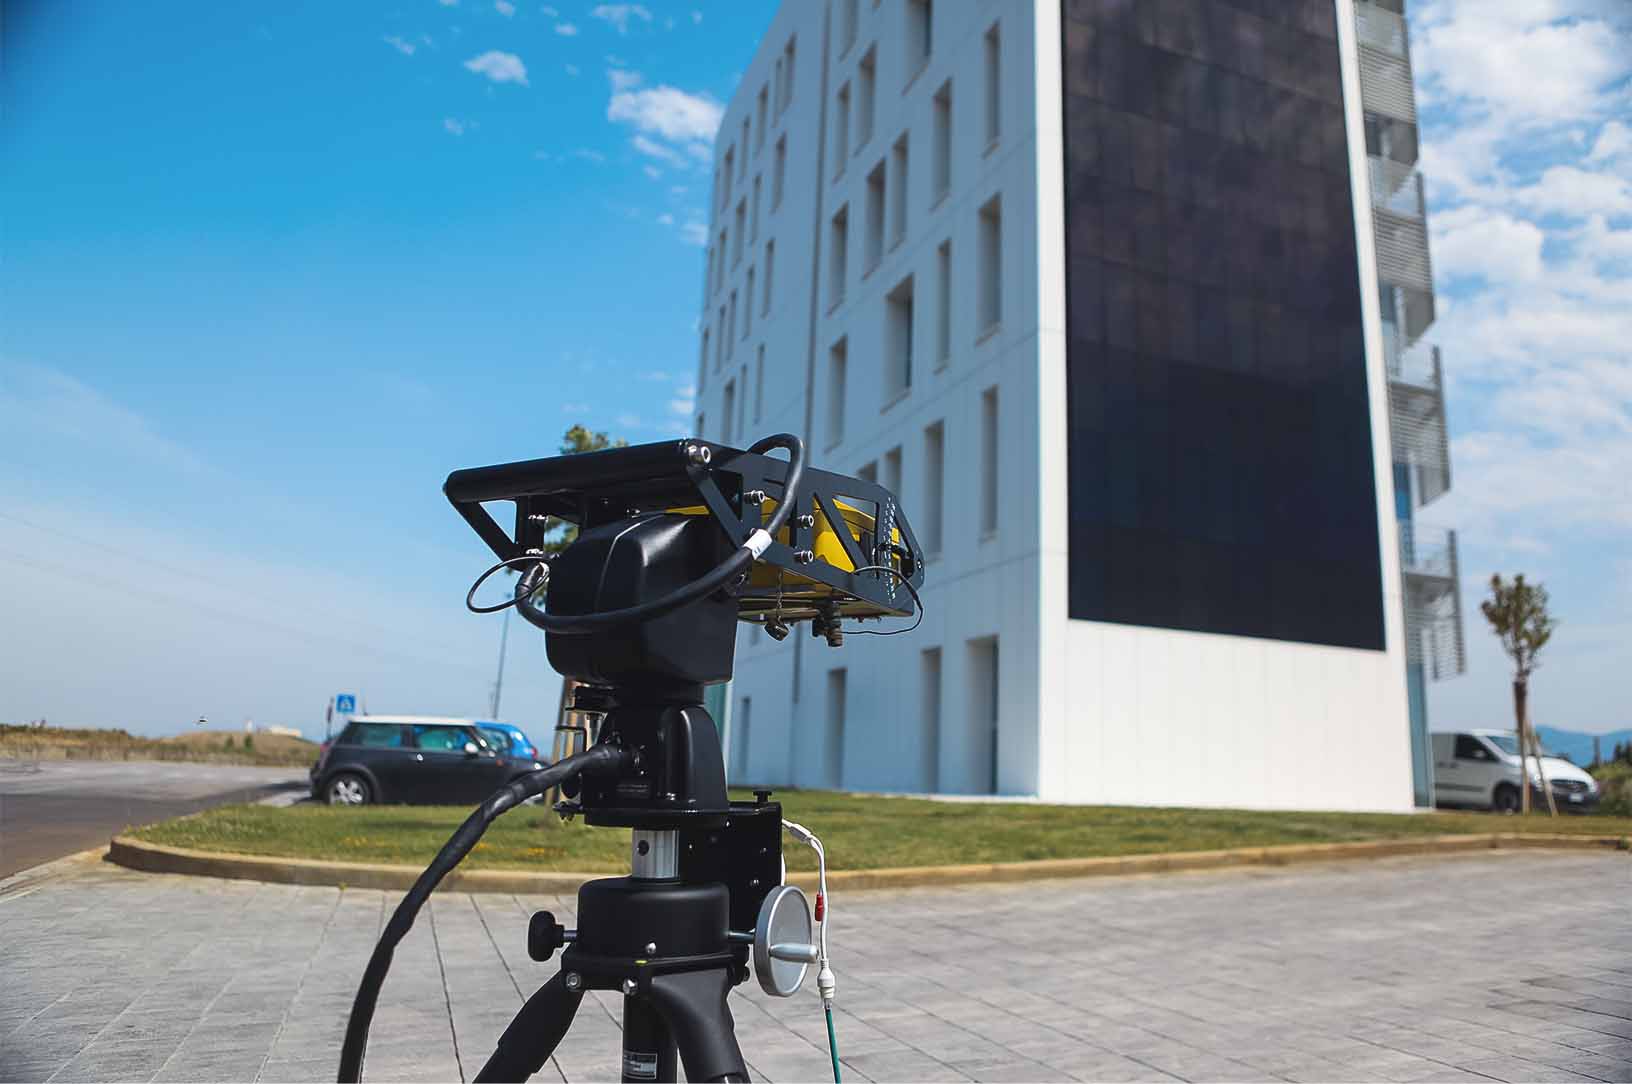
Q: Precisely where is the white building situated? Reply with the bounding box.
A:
[697,0,1461,811]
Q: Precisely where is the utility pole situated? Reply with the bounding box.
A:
[490,604,511,719]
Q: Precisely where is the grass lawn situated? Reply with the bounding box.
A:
[129,790,1632,873]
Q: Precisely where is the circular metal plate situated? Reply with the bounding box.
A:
[753,884,812,998]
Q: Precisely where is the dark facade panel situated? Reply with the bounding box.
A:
[1061,0,1385,651]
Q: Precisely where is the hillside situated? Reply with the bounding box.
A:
[0,724,317,768]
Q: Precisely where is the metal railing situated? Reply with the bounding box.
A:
[1356,1,1408,58]
[1400,523,1466,680]
[1369,156,1425,220]
[1358,37,1417,123]
[1387,343,1451,507]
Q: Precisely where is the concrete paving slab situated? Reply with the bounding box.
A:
[3,850,1629,1081]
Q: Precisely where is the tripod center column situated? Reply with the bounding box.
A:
[630,829,679,879]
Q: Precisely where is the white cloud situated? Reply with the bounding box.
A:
[383,35,417,56]
[438,0,458,6]
[0,360,205,472]
[1515,165,1632,219]
[1587,120,1632,164]
[1431,206,1545,284]
[564,63,580,76]
[656,213,674,225]
[555,22,579,36]
[495,0,515,15]
[691,11,702,24]
[608,78,722,143]
[443,117,467,136]
[669,384,696,416]
[631,133,688,168]
[590,4,652,34]
[570,148,606,163]
[679,222,707,246]
[463,50,529,85]
[541,5,559,15]
[643,165,662,179]
[616,412,643,429]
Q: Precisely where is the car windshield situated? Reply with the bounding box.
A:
[1484,734,1558,758]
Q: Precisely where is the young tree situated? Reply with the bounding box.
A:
[1479,574,1557,815]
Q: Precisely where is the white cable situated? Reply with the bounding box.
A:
[782,819,835,1008]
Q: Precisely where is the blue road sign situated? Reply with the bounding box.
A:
[336,694,357,715]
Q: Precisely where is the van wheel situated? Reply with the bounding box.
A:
[327,773,371,806]
[1492,783,1520,814]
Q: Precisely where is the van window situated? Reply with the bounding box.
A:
[1453,735,1491,761]
[348,723,407,748]
[415,725,474,752]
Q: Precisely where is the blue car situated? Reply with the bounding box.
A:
[475,720,540,761]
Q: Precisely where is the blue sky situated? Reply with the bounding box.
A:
[2,1,1628,741]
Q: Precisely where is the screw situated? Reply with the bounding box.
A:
[622,979,638,996]
[636,839,650,856]
[685,443,711,466]
[644,942,657,955]
[745,489,767,504]
[565,972,582,991]
[795,513,816,529]
[794,550,815,564]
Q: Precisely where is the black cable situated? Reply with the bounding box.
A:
[465,554,549,614]
[511,433,808,636]
[337,742,630,1083]
[845,565,925,637]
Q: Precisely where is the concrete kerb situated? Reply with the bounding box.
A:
[107,831,1630,894]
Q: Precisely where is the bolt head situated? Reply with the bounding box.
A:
[621,979,638,996]
[645,942,657,955]
[565,972,582,991]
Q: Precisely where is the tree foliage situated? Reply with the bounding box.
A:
[541,425,628,555]
[1479,573,1555,682]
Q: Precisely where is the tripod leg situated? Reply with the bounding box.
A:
[645,969,750,1084]
[474,971,584,1083]
[621,995,678,1083]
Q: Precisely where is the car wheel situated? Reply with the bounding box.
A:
[1492,783,1520,814]
[327,773,371,806]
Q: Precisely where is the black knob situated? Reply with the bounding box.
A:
[528,910,565,962]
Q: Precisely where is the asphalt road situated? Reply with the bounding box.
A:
[0,760,308,878]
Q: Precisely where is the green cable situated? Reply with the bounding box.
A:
[825,1005,841,1083]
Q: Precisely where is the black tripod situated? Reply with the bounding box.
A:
[476,695,762,1084]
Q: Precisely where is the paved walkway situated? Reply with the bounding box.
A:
[1,851,1629,1082]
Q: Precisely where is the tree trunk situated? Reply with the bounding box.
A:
[1514,679,1530,815]
[1529,718,1558,817]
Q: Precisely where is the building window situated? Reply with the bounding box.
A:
[733,200,746,266]
[890,134,909,246]
[864,160,886,273]
[919,647,941,791]
[722,148,735,206]
[932,80,951,202]
[751,175,762,241]
[754,345,764,422]
[979,385,998,535]
[840,0,859,55]
[883,444,902,506]
[732,695,751,779]
[857,47,877,149]
[774,57,785,114]
[726,291,737,360]
[824,668,846,789]
[886,275,914,399]
[906,0,932,82]
[772,136,787,209]
[828,205,849,308]
[716,305,726,369]
[967,636,998,794]
[738,362,748,440]
[922,420,944,555]
[717,229,728,290]
[857,459,877,483]
[983,22,1000,149]
[827,337,848,446]
[697,411,705,438]
[833,82,852,175]
[744,268,755,338]
[755,85,768,153]
[722,379,736,444]
[699,329,710,390]
[762,240,775,315]
[739,118,750,178]
[780,36,797,115]
[935,239,952,366]
[977,195,1002,334]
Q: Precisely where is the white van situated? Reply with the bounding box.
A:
[1431,730,1600,813]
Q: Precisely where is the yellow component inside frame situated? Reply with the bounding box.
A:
[667,497,900,581]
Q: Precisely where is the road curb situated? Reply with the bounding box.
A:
[107,831,1630,894]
